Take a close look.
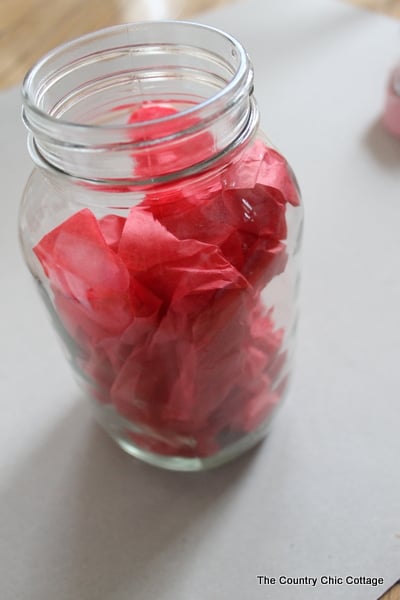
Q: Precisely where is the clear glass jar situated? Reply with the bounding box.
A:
[19,21,302,470]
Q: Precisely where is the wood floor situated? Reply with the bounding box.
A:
[0,0,399,90]
[379,581,400,600]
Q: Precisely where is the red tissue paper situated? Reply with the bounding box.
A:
[33,101,299,458]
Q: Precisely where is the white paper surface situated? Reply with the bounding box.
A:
[0,1,399,598]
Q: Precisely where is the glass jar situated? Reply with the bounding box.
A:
[19,21,302,471]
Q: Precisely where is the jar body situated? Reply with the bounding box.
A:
[19,22,302,470]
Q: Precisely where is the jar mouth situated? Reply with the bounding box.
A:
[22,21,250,142]
[22,20,256,183]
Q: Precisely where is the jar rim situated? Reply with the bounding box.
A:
[22,20,250,135]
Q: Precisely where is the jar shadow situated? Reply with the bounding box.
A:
[1,399,263,600]
[363,119,400,170]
